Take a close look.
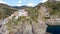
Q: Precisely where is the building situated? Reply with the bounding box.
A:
[18,9,28,16]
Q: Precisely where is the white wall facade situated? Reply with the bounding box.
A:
[18,10,28,16]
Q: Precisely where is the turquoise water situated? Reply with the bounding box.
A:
[46,26,60,34]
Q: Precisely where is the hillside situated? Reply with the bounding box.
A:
[0,3,18,19]
[11,6,33,10]
[0,0,60,34]
[34,0,60,19]
[0,3,32,19]
[44,1,60,16]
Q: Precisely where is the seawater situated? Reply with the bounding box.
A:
[46,25,60,34]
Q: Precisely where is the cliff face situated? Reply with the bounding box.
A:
[0,8,47,34]
[5,9,47,34]
[0,0,60,34]
[7,17,47,34]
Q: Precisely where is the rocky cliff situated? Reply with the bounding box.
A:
[0,0,60,34]
[0,8,47,34]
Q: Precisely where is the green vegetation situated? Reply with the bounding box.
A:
[5,1,60,31]
[44,1,60,15]
[4,1,60,31]
[29,8,40,22]
[0,4,17,19]
[6,8,41,31]
[6,16,30,31]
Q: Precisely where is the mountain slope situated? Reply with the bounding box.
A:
[11,6,33,10]
[44,1,60,15]
[0,3,17,19]
[34,0,60,18]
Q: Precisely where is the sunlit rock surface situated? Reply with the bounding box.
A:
[0,20,9,34]
[0,11,47,34]
[0,6,48,34]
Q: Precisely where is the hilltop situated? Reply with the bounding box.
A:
[34,0,60,19]
[0,3,32,19]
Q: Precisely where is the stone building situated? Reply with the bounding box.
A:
[18,9,28,16]
[13,9,28,20]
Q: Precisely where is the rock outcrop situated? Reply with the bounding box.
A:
[0,8,47,34]
[0,0,60,34]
